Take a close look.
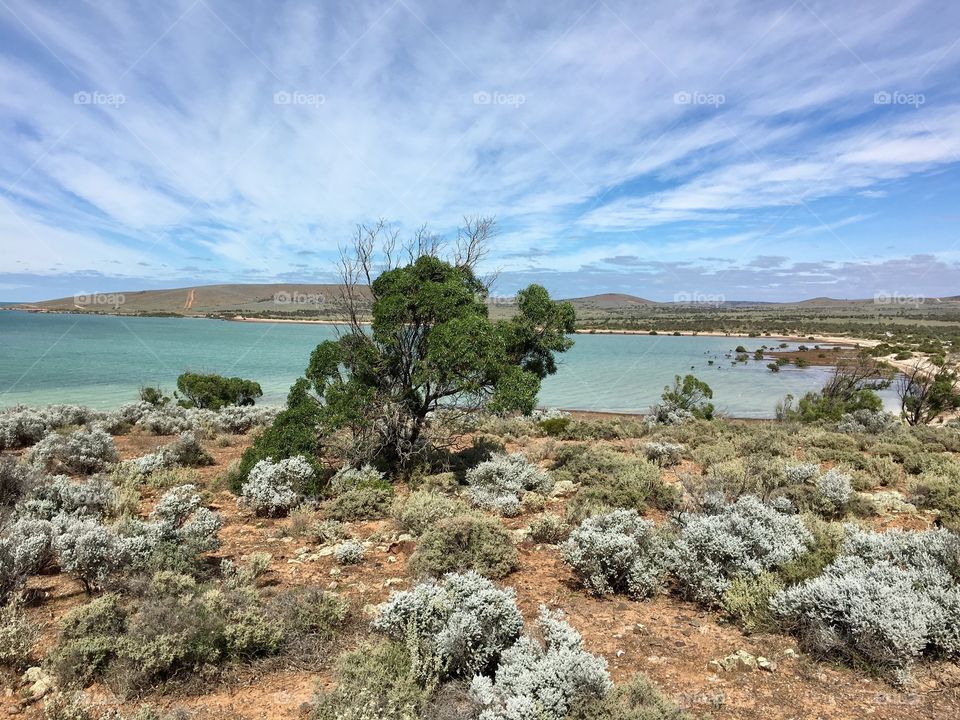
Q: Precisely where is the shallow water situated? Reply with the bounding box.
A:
[0,311,898,417]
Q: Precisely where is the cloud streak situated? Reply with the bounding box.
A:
[0,0,958,300]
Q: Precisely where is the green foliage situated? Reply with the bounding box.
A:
[912,475,960,530]
[722,573,783,633]
[311,640,434,720]
[661,375,714,420]
[554,446,679,523]
[175,372,262,410]
[409,513,518,579]
[235,379,323,490]
[538,417,572,437]
[0,596,38,668]
[567,674,693,720]
[138,387,169,407]
[302,239,575,471]
[50,572,344,696]
[392,491,471,536]
[326,487,394,521]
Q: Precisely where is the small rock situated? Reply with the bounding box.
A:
[550,480,576,498]
[318,547,335,557]
[397,533,414,542]
[782,648,797,658]
[20,667,53,701]
[384,577,405,587]
[387,555,397,563]
[329,567,342,577]
[757,656,777,672]
[616,649,625,658]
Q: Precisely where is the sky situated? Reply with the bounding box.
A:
[1,0,959,302]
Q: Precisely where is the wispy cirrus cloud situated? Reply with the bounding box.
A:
[0,0,959,301]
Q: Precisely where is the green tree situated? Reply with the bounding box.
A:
[898,361,960,425]
[788,355,891,422]
[661,374,715,419]
[304,218,575,473]
[175,372,263,409]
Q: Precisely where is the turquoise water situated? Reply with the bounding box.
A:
[0,310,895,417]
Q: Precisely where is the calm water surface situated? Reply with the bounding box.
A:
[0,311,897,417]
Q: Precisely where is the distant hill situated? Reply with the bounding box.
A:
[14,283,363,318]
[9,283,960,320]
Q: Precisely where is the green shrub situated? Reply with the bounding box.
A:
[409,513,518,579]
[538,417,572,436]
[566,475,680,526]
[567,673,692,720]
[529,513,570,544]
[311,640,433,720]
[326,486,394,521]
[175,372,262,410]
[722,573,783,633]
[49,573,303,695]
[235,380,323,490]
[911,475,960,530]
[0,597,38,668]
[392,491,471,536]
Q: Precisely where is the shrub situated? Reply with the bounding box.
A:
[334,539,365,565]
[326,486,394,521]
[373,571,524,678]
[529,513,570,544]
[912,475,960,530]
[310,640,434,720]
[392,491,471,536]
[815,469,852,516]
[31,426,118,474]
[773,526,960,681]
[175,372,263,409]
[118,485,222,574]
[0,457,40,511]
[52,515,128,594]
[51,576,286,694]
[837,409,899,434]
[156,431,214,468]
[466,453,553,516]
[721,572,783,633]
[641,442,684,467]
[409,514,518,579]
[554,446,678,523]
[647,375,714,425]
[0,596,38,668]
[470,606,611,720]
[784,462,819,485]
[0,404,102,451]
[312,519,349,544]
[0,517,53,601]
[538,417,572,437]
[668,495,812,605]
[20,476,116,520]
[49,593,127,686]
[562,510,669,599]
[330,464,388,494]
[567,673,692,720]
[235,380,322,487]
[239,456,314,517]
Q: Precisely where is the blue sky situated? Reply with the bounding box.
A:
[1,0,959,302]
